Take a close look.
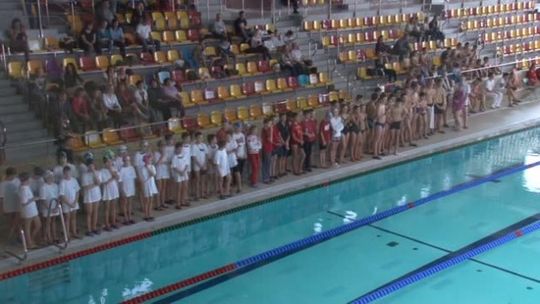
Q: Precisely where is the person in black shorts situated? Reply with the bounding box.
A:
[276,113,290,177]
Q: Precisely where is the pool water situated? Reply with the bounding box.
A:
[1,128,540,304]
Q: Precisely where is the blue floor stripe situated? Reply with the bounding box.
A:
[153,160,540,303]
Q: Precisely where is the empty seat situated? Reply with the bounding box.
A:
[103,128,124,145]
[8,61,24,79]
[85,131,106,148]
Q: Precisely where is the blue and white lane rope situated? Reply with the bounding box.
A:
[350,221,540,304]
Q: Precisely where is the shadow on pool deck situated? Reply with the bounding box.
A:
[2,90,540,273]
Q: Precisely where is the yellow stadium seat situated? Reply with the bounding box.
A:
[110,54,123,66]
[277,77,290,91]
[318,72,330,85]
[166,18,178,30]
[8,61,24,79]
[235,63,248,76]
[150,31,162,41]
[224,108,238,122]
[249,104,263,119]
[203,46,218,57]
[237,106,249,121]
[240,43,250,53]
[95,56,110,70]
[175,30,187,42]
[357,67,372,80]
[103,128,124,145]
[167,49,180,62]
[179,91,194,108]
[246,61,259,74]
[286,99,298,112]
[176,10,188,20]
[197,113,211,128]
[44,36,60,50]
[217,86,230,100]
[307,95,319,108]
[179,18,190,30]
[128,74,143,86]
[190,89,206,105]
[154,51,167,64]
[162,31,176,44]
[297,97,309,110]
[210,111,223,126]
[265,79,279,93]
[154,18,166,31]
[164,11,176,20]
[84,131,106,148]
[230,84,245,99]
[151,11,164,21]
[27,59,43,76]
[62,57,77,69]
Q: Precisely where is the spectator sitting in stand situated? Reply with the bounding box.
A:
[71,87,93,132]
[130,1,147,26]
[7,18,30,61]
[211,13,228,40]
[109,19,126,57]
[136,17,161,53]
[63,63,84,93]
[96,0,115,24]
[95,20,111,55]
[234,10,249,42]
[246,29,271,60]
[79,23,97,54]
[102,84,124,127]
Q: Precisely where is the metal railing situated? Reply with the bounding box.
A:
[48,200,69,251]
[4,230,29,264]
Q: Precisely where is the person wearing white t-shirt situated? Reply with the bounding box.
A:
[53,152,78,183]
[226,132,242,194]
[171,143,190,209]
[139,153,158,221]
[215,140,231,199]
[163,134,176,205]
[136,17,161,52]
[246,125,262,187]
[191,132,209,200]
[18,173,41,248]
[134,140,150,211]
[101,157,121,231]
[119,155,136,225]
[58,166,81,240]
[114,145,129,171]
[0,167,21,239]
[39,171,60,244]
[485,73,502,109]
[232,123,247,178]
[154,140,170,209]
[81,159,102,236]
[207,134,219,197]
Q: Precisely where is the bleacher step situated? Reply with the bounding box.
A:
[0,96,24,105]
[0,103,29,115]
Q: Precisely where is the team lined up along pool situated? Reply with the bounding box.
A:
[2,127,540,303]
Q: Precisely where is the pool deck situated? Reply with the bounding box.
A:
[2,90,540,273]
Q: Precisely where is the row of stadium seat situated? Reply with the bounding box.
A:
[446,1,535,19]
[483,26,540,43]
[321,29,403,48]
[460,13,539,31]
[303,12,425,31]
[497,40,540,57]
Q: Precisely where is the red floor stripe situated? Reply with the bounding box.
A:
[0,231,153,281]
[121,264,237,304]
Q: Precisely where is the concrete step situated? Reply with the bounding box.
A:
[0,96,24,106]
[0,112,36,124]
[0,2,20,10]
[2,120,43,133]
[0,103,29,115]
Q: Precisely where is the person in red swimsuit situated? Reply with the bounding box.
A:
[289,112,305,175]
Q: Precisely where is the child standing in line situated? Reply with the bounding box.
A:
[215,140,231,199]
[53,151,78,183]
[58,166,80,240]
[163,134,176,205]
[226,131,241,194]
[232,123,247,189]
[191,132,209,200]
[246,125,261,187]
[261,117,274,184]
[154,140,170,210]
[171,142,189,209]
[0,167,21,239]
[119,155,136,225]
[18,173,42,249]
[81,154,102,235]
[181,133,193,201]
[140,153,158,221]
[206,134,218,197]
[114,145,129,171]
[39,171,59,244]
[318,113,331,168]
[101,156,121,231]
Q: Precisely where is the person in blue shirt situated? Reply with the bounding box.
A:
[108,19,126,57]
[95,20,112,55]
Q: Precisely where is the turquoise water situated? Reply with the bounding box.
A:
[1,128,540,303]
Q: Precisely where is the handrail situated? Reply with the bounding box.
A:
[48,200,69,251]
[4,230,28,263]
[37,0,44,38]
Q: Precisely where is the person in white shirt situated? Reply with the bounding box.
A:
[39,171,59,244]
[226,131,241,194]
[103,84,123,127]
[114,145,129,171]
[139,153,158,221]
[53,151,78,183]
[134,140,150,210]
[232,123,246,191]
[181,133,193,200]
[163,134,176,205]
[101,157,120,231]
[485,73,503,109]
[329,107,344,167]
[171,143,190,209]
[214,140,231,199]
[206,134,219,197]
[191,132,209,200]
[81,156,102,236]
[1,167,21,239]
[136,17,160,53]
[462,80,471,129]
[246,125,262,187]
[29,167,44,197]
[18,173,41,249]
[58,165,80,240]
[119,155,136,225]
[154,140,170,209]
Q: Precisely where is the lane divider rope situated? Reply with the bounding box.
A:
[349,221,540,304]
[122,160,540,304]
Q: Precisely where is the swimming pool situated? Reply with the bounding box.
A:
[1,127,540,304]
